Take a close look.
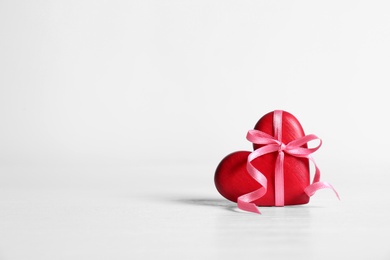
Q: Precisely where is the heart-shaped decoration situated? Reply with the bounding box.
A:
[214,111,312,207]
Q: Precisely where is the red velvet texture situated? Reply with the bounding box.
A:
[214,111,311,206]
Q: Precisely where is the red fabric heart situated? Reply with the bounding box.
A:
[214,111,311,206]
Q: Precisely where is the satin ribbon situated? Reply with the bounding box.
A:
[237,110,340,214]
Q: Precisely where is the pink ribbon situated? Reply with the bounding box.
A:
[237,110,340,214]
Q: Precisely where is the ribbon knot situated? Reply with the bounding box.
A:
[237,110,339,214]
[278,142,286,153]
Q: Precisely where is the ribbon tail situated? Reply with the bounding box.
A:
[304,155,340,200]
[308,155,321,183]
[236,151,270,214]
[237,188,266,214]
[304,181,340,200]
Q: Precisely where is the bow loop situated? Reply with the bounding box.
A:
[284,134,322,157]
[246,130,281,146]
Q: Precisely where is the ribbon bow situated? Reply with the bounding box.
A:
[237,110,340,214]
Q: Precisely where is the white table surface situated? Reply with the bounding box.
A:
[1,162,389,260]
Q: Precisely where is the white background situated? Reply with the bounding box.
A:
[1,1,390,259]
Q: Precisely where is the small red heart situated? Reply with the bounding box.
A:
[214,111,311,206]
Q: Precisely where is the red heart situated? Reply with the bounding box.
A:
[214,111,311,206]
